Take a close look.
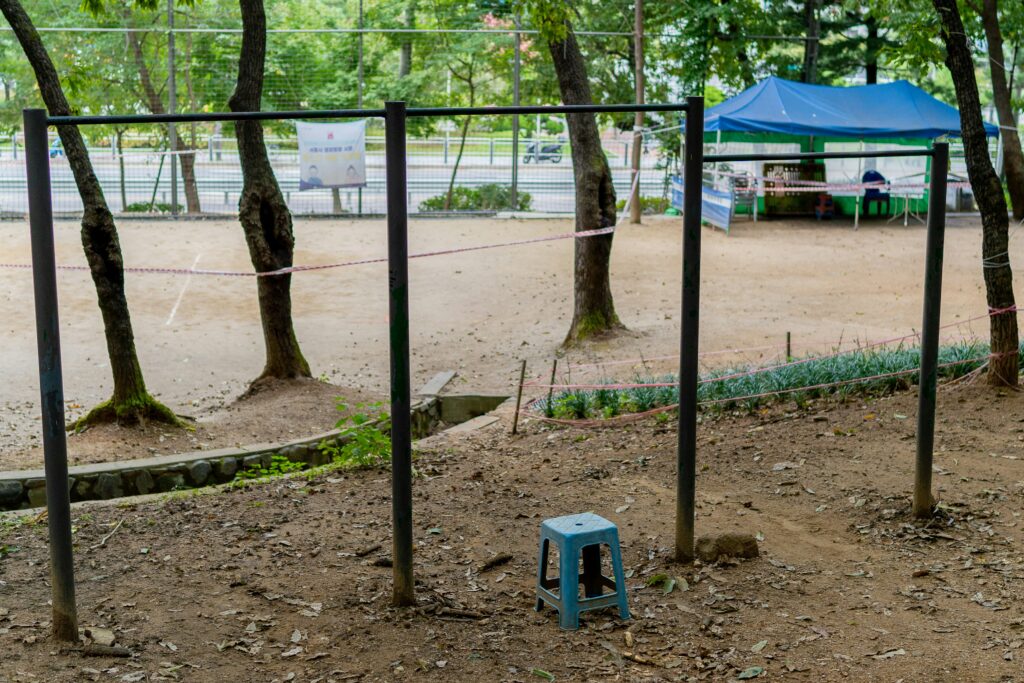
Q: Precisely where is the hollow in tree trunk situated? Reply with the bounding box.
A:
[0,0,178,427]
[981,0,1024,221]
[546,26,622,345]
[230,0,311,384]
[935,0,1019,386]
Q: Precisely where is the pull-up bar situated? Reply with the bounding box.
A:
[705,148,936,163]
[46,101,689,127]
[22,96,946,642]
[24,99,695,636]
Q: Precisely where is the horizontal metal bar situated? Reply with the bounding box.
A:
[0,26,637,37]
[48,109,385,126]
[406,103,688,117]
[705,149,934,163]
[46,102,689,127]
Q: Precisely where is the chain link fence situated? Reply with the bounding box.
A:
[0,124,676,217]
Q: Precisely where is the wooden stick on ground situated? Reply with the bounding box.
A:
[511,360,527,435]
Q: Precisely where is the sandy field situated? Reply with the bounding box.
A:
[1,213,1020,468]
[1,384,1023,681]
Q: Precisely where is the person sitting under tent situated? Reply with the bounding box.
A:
[861,169,891,217]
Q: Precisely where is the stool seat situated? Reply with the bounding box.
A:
[542,511,617,537]
[535,512,630,630]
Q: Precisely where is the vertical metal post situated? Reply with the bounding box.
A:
[385,101,414,606]
[676,96,704,564]
[167,0,178,216]
[913,141,948,520]
[854,139,864,230]
[511,16,521,209]
[357,0,364,216]
[23,108,78,642]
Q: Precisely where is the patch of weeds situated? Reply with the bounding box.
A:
[319,401,392,468]
[236,454,306,481]
[0,543,19,559]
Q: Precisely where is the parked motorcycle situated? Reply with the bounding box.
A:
[523,138,564,164]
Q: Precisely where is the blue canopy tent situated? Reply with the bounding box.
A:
[704,76,998,139]
[695,77,998,222]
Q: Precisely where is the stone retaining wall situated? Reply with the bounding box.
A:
[0,397,443,511]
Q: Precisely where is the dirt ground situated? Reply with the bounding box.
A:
[1,214,1019,470]
[2,383,1023,682]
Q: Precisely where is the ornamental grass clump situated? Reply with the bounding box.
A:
[535,340,1019,421]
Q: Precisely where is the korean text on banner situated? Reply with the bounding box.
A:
[296,120,367,190]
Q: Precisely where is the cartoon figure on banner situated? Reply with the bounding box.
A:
[296,120,367,191]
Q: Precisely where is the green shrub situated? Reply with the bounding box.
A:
[418,184,532,212]
[124,201,182,213]
[616,195,670,215]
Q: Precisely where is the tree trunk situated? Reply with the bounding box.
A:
[630,0,644,225]
[178,150,200,212]
[802,0,820,84]
[547,26,622,345]
[0,0,177,426]
[443,76,474,212]
[117,129,127,211]
[865,16,879,84]
[230,0,311,383]
[399,0,415,78]
[127,26,201,213]
[935,0,1019,386]
[981,0,1024,221]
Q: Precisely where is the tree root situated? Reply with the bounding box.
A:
[67,394,187,432]
[563,310,627,347]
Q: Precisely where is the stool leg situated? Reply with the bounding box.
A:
[581,544,603,598]
[609,539,631,621]
[559,541,580,630]
[535,536,549,612]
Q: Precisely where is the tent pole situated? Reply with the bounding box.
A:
[713,129,721,189]
[854,139,864,230]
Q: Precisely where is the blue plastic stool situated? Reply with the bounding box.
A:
[535,512,630,630]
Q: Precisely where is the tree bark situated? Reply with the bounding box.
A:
[547,26,622,345]
[126,26,201,214]
[630,0,644,225]
[935,0,1019,386]
[981,0,1024,221]
[230,0,311,383]
[399,0,416,78]
[865,16,879,84]
[444,70,475,211]
[802,0,820,84]
[0,0,177,426]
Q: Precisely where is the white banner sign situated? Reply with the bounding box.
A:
[296,120,367,190]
